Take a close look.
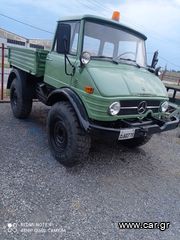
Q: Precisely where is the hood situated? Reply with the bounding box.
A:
[87,63,168,98]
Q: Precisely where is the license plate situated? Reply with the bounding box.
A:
[118,129,135,140]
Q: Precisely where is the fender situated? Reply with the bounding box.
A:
[47,88,90,131]
[7,68,17,89]
[7,68,34,100]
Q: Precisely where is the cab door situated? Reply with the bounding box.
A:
[44,21,80,89]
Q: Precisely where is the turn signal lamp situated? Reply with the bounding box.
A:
[84,86,94,94]
[112,11,120,21]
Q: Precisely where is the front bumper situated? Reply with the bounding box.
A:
[88,116,180,140]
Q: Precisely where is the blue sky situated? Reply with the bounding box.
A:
[0,0,180,70]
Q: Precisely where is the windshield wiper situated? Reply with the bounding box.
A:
[91,56,112,59]
[91,56,119,64]
[91,55,141,67]
[112,57,141,68]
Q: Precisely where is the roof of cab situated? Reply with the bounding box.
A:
[58,14,147,40]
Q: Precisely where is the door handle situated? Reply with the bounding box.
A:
[46,57,52,61]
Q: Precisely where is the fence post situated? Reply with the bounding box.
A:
[1,43,4,100]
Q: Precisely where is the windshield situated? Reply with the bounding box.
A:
[83,21,147,67]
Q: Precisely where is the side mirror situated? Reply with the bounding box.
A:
[151,50,159,69]
[56,23,71,54]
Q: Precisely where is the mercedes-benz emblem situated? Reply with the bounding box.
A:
[137,101,147,114]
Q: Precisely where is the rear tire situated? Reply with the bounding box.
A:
[47,101,91,166]
[120,135,152,148]
[10,78,32,119]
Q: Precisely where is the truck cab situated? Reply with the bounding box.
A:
[7,14,179,166]
[45,15,169,121]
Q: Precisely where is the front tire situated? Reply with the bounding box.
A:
[120,135,152,148]
[47,101,91,166]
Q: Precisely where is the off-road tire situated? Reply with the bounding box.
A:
[120,135,152,148]
[10,78,32,119]
[47,101,91,166]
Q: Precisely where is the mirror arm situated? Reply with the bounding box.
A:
[63,39,75,76]
[64,53,75,76]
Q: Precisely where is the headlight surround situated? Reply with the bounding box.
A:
[160,101,169,112]
[108,102,121,115]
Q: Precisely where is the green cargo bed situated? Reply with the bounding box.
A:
[8,47,49,77]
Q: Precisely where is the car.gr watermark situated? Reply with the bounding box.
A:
[118,221,170,231]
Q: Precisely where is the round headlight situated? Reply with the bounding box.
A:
[80,51,91,65]
[108,102,121,116]
[161,101,169,112]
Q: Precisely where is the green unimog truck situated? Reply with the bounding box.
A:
[7,14,179,166]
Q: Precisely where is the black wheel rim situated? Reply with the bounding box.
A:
[52,120,68,151]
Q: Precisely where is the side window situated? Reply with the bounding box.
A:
[69,21,80,55]
[136,41,145,66]
[70,33,79,55]
[53,21,80,55]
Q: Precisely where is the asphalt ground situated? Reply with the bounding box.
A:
[0,102,180,240]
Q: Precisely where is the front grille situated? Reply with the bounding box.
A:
[118,100,161,115]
